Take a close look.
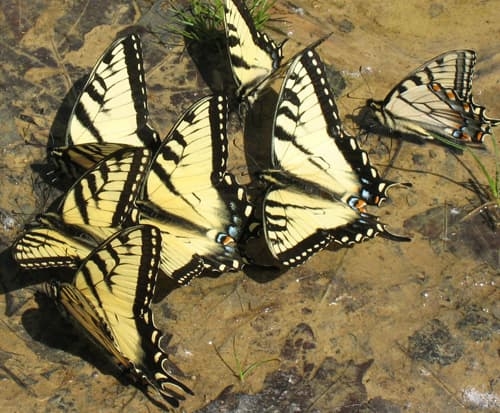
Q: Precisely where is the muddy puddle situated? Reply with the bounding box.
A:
[0,1,498,412]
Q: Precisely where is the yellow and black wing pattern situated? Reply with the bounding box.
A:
[44,225,193,407]
[223,0,284,105]
[52,34,159,177]
[368,50,499,144]
[60,146,150,240]
[140,94,252,281]
[13,147,150,269]
[261,48,409,267]
[12,213,94,270]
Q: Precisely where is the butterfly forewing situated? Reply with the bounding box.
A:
[402,50,476,100]
[145,96,229,228]
[141,95,252,276]
[62,147,151,241]
[223,0,283,104]
[46,225,193,407]
[275,48,396,206]
[67,34,159,148]
[46,281,132,367]
[273,50,359,199]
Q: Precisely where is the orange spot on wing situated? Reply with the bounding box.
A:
[474,131,484,142]
[461,132,472,142]
[354,199,367,213]
[221,235,235,246]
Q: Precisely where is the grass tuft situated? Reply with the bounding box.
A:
[431,133,499,227]
[168,0,277,44]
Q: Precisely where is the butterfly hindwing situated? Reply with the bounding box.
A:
[264,187,351,266]
[67,34,159,148]
[45,225,193,407]
[12,217,94,270]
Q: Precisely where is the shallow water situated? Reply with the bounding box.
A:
[0,1,499,412]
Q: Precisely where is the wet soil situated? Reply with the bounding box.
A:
[0,1,498,412]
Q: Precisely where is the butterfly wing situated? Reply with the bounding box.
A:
[369,50,499,143]
[61,147,151,241]
[139,217,206,285]
[12,216,94,269]
[223,0,284,104]
[142,95,252,273]
[45,225,193,407]
[67,34,159,148]
[262,48,409,266]
[263,187,354,266]
[405,50,476,100]
[273,48,395,206]
[272,49,357,198]
[50,142,130,179]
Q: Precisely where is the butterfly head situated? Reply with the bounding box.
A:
[366,98,385,117]
[365,97,400,134]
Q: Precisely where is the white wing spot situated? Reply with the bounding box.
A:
[361,152,368,164]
